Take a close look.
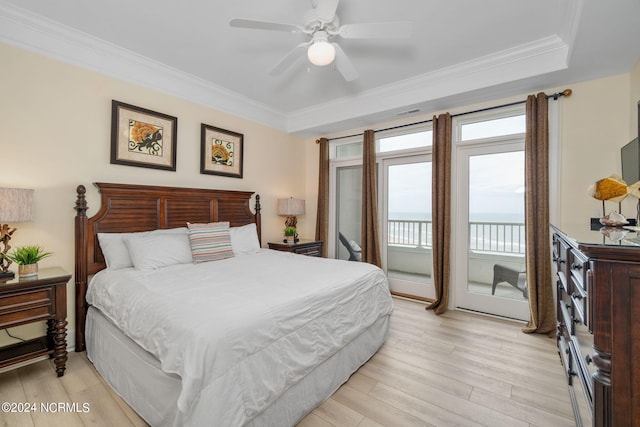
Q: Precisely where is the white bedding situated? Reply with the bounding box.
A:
[87,249,393,426]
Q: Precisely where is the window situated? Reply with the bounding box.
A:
[460,114,525,141]
[379,130,432,152]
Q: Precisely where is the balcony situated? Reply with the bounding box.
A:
[387,219,526,299]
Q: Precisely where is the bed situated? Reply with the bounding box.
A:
[74,183,393,426]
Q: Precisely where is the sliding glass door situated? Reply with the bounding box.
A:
[382,155,434,300]
[334,164,362,261]
[453,110,529,320]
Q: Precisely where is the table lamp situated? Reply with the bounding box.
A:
[277,197,305,242]
[0,188,34,279]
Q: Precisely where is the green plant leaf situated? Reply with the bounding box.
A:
[4,245,53,265]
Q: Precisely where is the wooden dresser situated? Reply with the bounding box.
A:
[551,225,640,426]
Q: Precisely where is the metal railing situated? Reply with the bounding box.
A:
[387,219,525,254]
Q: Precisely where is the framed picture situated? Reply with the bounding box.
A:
[110,100,178,171]
[200,123,244,178]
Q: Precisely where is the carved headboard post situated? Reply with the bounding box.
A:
[74,185,89,352]
[255,195,262,245]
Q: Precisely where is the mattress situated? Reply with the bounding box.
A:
[86,249,393,426]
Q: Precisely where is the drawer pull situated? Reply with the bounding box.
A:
[585,355,593,365]
[572,263,583,270]
[572,292,583,300]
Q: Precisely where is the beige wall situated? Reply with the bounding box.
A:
[0,42,305,346]
[559,73,636,239]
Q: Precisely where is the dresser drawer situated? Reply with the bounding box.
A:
[568,248,589,294]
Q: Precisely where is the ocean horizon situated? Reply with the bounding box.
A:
[390,211,524,223]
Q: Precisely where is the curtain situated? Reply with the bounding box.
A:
[361,130,382,267]
[426,113,452,314]
[315,137,329,258]
[523,93,555,334]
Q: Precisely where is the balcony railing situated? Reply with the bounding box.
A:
[387,219,525,254]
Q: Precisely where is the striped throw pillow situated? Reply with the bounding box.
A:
[187,221,234,263]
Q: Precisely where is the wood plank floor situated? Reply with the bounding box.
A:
[0,297,575,427]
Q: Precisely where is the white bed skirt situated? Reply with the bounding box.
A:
[86,306,390,426]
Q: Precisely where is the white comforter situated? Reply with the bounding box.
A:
[87,249,393,426]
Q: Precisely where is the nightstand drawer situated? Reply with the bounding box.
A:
[0,289,54,327]
[1,289,52,311]
[268,240,323,257]
[0,305,53,328]
[293,245,320,256]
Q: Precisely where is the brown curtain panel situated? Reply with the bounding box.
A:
[523,93,555,334]
[361,130,382,267]
[426,113,452,314]
[315,137,329,257]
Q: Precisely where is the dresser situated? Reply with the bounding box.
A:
[551,225,640,426]
[268,239,323,257]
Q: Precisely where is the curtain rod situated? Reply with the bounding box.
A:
[321,89,572,143]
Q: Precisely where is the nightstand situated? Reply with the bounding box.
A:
[268,239,323,257]
[0,267,71,376]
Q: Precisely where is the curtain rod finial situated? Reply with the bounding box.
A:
[562,89,572,97]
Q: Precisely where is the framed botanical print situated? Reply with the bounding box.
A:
[200,123,244,178]
[110,100,178,171]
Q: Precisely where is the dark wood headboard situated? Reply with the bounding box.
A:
[74,182,261,351]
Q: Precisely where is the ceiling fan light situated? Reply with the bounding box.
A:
[307,40,336,66]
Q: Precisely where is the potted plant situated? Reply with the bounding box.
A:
[4,245,53,277]
[284,226,297,243]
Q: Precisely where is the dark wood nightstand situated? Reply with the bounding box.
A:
[268,239,323,257]
[0,267,71,376]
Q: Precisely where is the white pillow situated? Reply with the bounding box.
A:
[98,228,187,270]
[230,223,261,255]
[124,230,193,270]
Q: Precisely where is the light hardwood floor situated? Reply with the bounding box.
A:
[0,297,575,427]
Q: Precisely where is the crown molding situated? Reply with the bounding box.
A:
[0,2,287,131]
[286,35,570,135]
[0,1,581,137]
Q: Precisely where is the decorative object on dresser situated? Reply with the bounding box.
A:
[0,188,34,280]
[0,267,70,376]
[551,225,640,427]
[277,197,305,242]
[268,239,323,257]
[200,123,244,178]
[110,100,178,171]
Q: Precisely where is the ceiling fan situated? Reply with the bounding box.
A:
[229,0,411,82]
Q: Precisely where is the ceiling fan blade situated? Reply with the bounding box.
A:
[332,43,358,82]
[338,22,412,39]
[315,0,339,23]
[229,18,302,33]
[269,43,308,76]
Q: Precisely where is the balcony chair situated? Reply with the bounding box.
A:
[338,232,362,261]
[491,264,527,299]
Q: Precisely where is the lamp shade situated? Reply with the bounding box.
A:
[277,198,305,216]
[0,188,34,222]
[307,40,336,66]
